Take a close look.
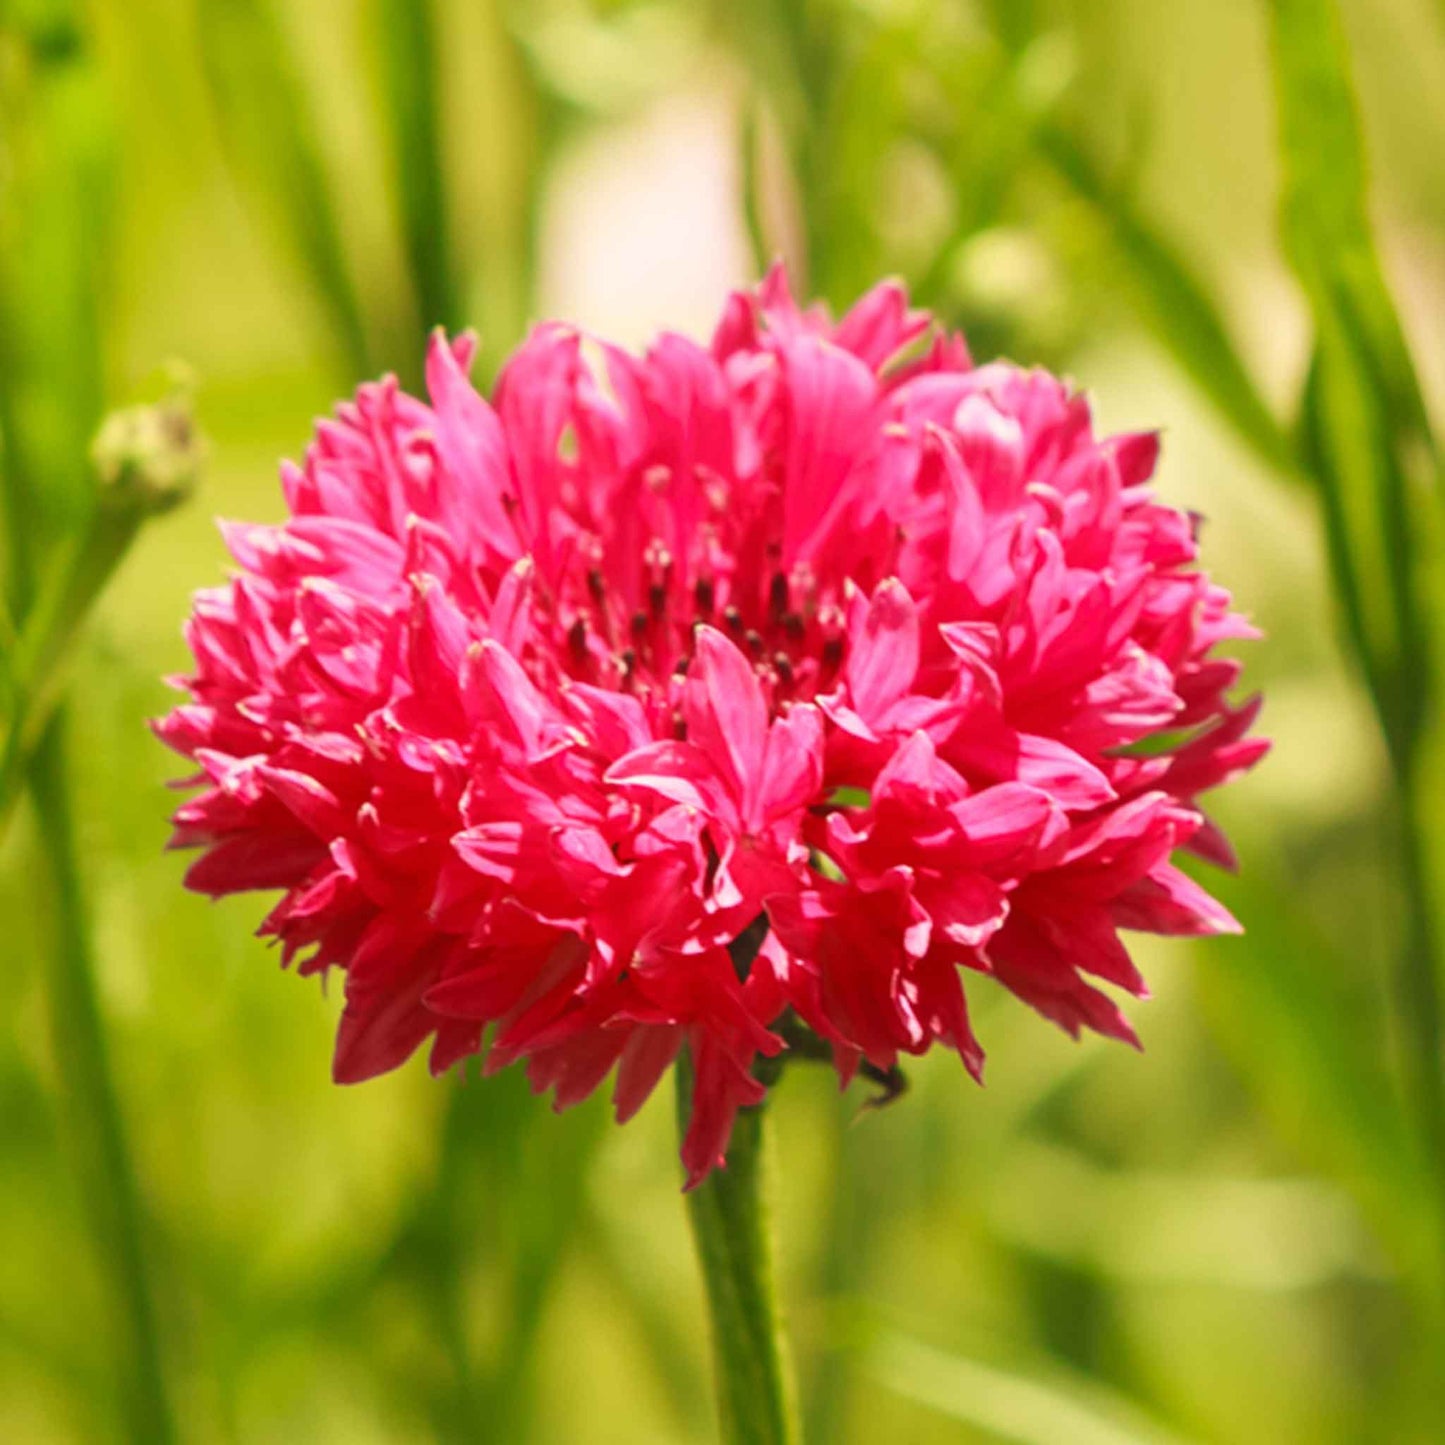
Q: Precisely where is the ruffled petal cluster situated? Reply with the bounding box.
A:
[158,269,1265,1183]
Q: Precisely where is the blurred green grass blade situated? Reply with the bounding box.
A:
[378,1074,605,1439]
[465,0,563,380]
[581,1199,706,1434]
[1203,856,1437,1293]
[862,1330,1195,1445]
[1296,343,1413,748]
[1269,0,1439,483]
[195,0,372,380]
[738,93,770,277]
[372,0,460,337]
[0,507,144,839]
[33,718,178,1445]
[1038,126,1296,480]
[474,1084,606,1438]
[1,20,179,1440]
[982,1143,1385,1291]
[1295,352,1370,673]
[1267,0,1445,1277]
[0,10,115,573]
[719,0,836,286]
[1269,0,1439,753]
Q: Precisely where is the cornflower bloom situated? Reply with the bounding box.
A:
[158,268,1265,1184]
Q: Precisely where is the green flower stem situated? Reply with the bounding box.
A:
[677,1054,800,1445]
[0,503,142,835]
[0,390,198,840]
[32,713,176,1445]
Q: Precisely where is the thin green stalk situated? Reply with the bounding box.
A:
[479,0,565,379]
[0,388,200,840]
[1393,765,1445,1287]
[196,0,373,380]
[1036,123,1299,482]
[32,715,176,1445]
[677,1054,799,1445]
[738,95,771,277]
[0,504,141,834]
[374,0,460,338]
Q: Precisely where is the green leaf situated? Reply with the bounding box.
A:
[1270,0,1437,465]
[1266,0,1445,1274]
[1268,0,1441,759]
[195,0,372,380]
[1274,19,1445,812]
[981,1143,1384,1292]
[862,1329,1196,1445]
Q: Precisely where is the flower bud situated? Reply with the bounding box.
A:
[91,373,203,517]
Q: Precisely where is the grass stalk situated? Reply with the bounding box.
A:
[31,716,176,1444]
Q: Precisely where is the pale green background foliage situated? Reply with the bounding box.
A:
[2,0,1444,1441]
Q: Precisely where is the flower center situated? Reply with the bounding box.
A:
[552,536,849,712]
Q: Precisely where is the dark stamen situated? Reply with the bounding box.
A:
[768,570,789,619]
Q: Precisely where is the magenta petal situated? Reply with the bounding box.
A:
[832,278,931,370]
[424,329,520,566]
[184,833,328,897]
[929,874,1008,947]
[845,578,920,725]
[779,335,879,560]
[156,267,1264,1182]
[614,1025,684,1124]
[605,739,737,826]
[1112,864,1242,937]
[752,704,824,829]
[949,783,1060,865]
[333,979,437,1084]
[684,627,768,796]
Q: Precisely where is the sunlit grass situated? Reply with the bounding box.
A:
[3,1,1444,1441]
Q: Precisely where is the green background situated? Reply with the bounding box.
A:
[3,0,1444,1440]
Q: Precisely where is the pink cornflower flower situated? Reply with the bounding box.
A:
[157,268,1266,1184]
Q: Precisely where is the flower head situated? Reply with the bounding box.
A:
[157,269,1265,1184]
